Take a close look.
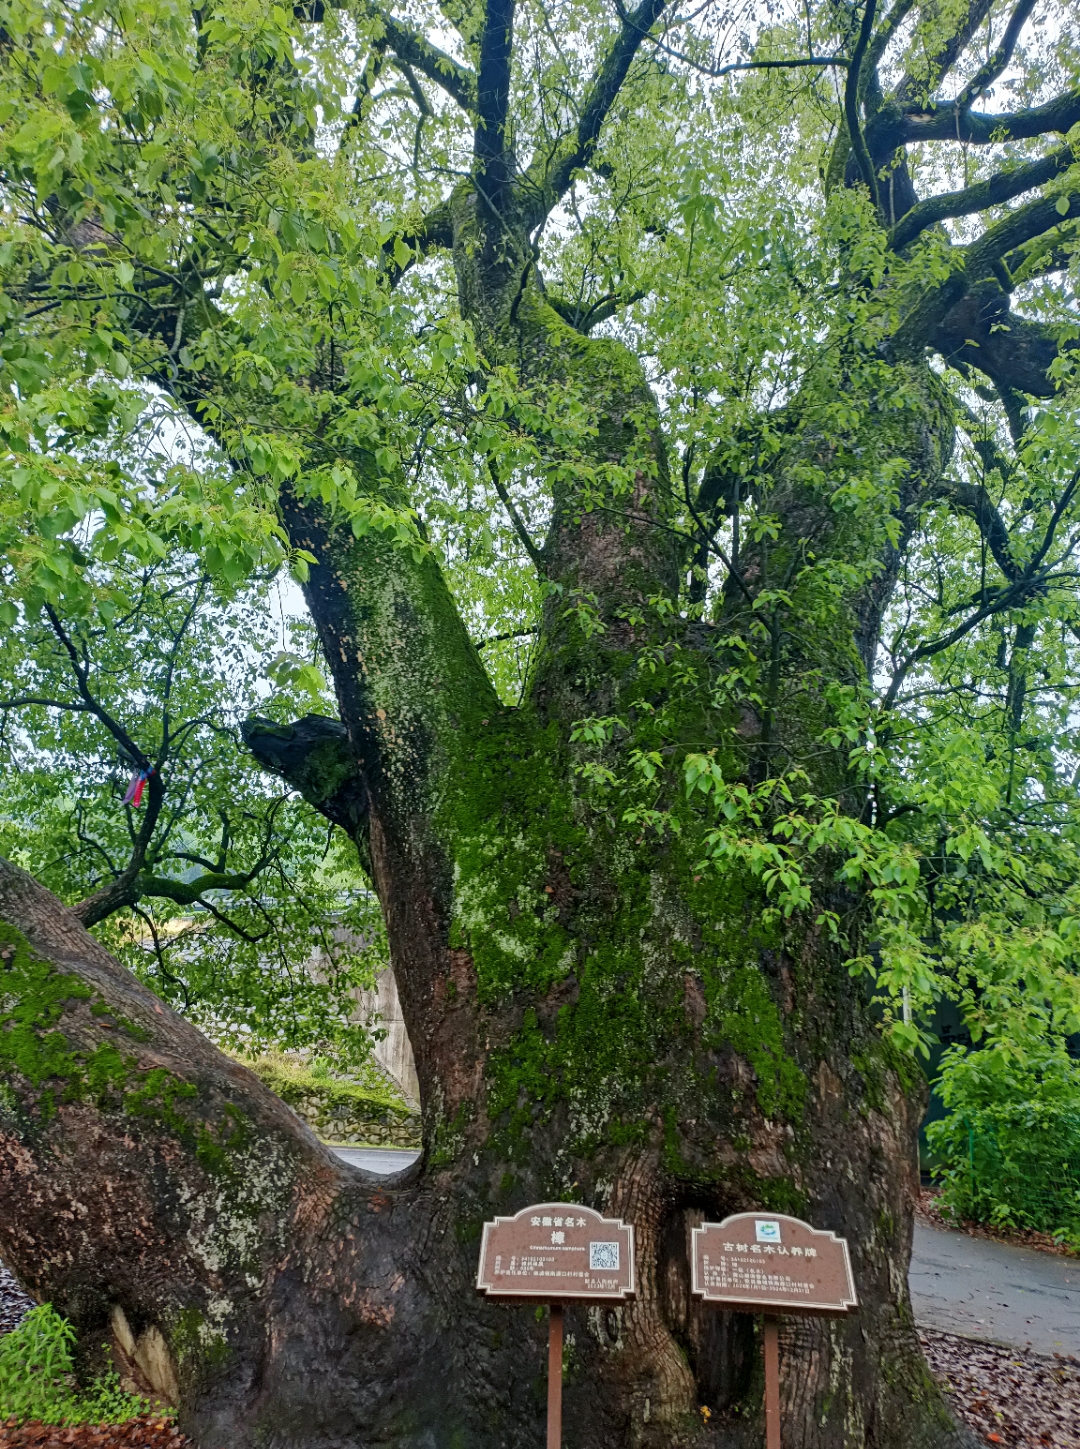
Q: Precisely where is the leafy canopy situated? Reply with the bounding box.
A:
[1,0,1080,1077]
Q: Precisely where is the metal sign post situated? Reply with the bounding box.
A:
[547,1303,563,1449]
[763,1315,780,1449]
[477,1202,636,1449]
[690,1212,858,1448]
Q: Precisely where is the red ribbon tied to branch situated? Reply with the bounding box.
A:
[122,766,154,808]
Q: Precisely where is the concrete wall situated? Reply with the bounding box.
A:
[355,964,420,1108]
[307,932,420,1108]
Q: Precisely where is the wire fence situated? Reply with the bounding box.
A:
[928,1109,1080,1240]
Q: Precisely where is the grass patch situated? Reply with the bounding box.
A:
[230,1049,410,1111]
[0,1305,153,1426]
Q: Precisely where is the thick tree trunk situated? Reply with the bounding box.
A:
[2,193,976,1445]
[2,852,968,1449]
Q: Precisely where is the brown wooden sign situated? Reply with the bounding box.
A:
[691,1213,857,1315]
[476,1202,635,1301]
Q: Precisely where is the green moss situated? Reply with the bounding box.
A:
[434,678,813,1181]
[195,1102,249,1176]
[89,999,151,1041]
[704,966,806,1120]
[0,922,93,1098]
[429,1100,473,1167]
[122,1066,199,1134]
[851,1051,888,1113]
[0,923,259,1178]
[171,1307,229,1369]
[0,923,163,1119]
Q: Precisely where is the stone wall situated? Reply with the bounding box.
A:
[247,1061,421,1147]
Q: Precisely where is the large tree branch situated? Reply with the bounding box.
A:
[133,864,275,909]
[473,0,517,217]
[524,0,669,226]
[965,186,1080,279]
[1005,223,1080,285]
[954,0,1038,111]
[933,474,1021,581]
[887,87,1080,145]
[893,189,1080,359]
[361,6,478,111]
[241,714,370,839]
[863,0,917,96]
[895,0,996,104]
[846,0,881,208]
[888,145,1075,250]
[930,287,1072,403]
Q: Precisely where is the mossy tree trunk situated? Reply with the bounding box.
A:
[4,182,971,1449]
[9,0,1080,1441]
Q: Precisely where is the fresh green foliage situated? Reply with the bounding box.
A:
[237,1047,409,1113]
[927,1043,1080,1244]
[0,544,388,1065]
[0,0,1079,1116]
[0,1305,152,1425]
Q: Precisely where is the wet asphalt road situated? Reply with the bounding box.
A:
[909,1220,1080,1356]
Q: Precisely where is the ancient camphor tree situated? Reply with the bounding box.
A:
[2,0,1080,1443]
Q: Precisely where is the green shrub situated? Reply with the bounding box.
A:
[0,1304,152,1425]
[926,1042,1080,1245]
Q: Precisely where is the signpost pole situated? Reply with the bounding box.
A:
[763,1315,781,1449]
[547,1303,563,1449]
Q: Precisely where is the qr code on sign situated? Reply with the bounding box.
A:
[590,1241,620,1271]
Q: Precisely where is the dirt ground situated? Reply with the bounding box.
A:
[0,1420,189,1449]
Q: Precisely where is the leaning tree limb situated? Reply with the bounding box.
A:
[349,1,479,111]
[845,0,881,209]
[884,87,1080,146]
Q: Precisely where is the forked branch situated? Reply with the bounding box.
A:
[893,188,1080,356]
[954,0,1038,111]
[895,0,995,103]
[357,3,478,111]
[527,0,670,225]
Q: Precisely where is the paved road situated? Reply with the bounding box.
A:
[910,1221,1080,1355]
[331,1145,421,1174]
[330,1150,1080,1356]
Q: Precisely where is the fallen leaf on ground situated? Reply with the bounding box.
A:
[922,1329,1080,1448]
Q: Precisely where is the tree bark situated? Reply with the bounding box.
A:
[1,842,970,1448]
[2,192,979,1449]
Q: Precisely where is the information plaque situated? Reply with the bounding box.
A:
[476,1202,635,1301]
[691,1212,857,1315]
